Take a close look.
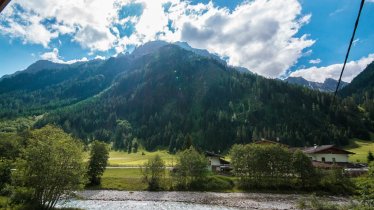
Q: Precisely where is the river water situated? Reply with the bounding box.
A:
[54,190,351,210]
[56,200,240,210]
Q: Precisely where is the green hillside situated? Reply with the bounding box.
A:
[30,44,371,151]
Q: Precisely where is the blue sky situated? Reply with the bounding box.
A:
[0,0,373,82]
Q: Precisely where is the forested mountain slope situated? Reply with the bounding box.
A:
[29,44,371,151]
[340,61,374,125]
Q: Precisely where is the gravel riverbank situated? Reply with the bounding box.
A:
[73,190,352,209]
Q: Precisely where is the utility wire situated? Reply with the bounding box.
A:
[333,0,365,104]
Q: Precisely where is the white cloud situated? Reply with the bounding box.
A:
[353,38,360,46]
[309,58,321,64]
[0,7,58,47]
[290,54,374,83]
[1,0,315,78]
[1,0,126,51]
[94,55,106,60]
[175,0,315,77]
[40,48,88,64]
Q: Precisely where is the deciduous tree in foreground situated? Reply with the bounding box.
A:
[12,125,86,210]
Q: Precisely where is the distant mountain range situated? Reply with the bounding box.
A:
[0,41,372,151]
[284,77,348,92]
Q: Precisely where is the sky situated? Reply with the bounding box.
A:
[0,0,373,83]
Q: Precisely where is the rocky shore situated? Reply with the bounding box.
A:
[73,190,352,209]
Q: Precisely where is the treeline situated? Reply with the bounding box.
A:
[230,144,354,193]
[142,147,234,191]
[1,126,374,209]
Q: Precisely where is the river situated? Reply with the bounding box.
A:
[55,190,352,210]
[56,200,240,210]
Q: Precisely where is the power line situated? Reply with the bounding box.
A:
[332,0,365,104]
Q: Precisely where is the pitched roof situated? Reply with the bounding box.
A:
[205,151,223,158]
[303,145,355,154]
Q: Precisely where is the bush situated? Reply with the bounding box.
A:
[230,144,316,190]
[142,155,165,191]
[355,162,374,207]
[172,147,208,190]
[318,168,355,195]
[201,176,234,191]
[297,195,339,210]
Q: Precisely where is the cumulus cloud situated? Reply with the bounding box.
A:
[290,54,374,83]
[40,48,88,64]
[309,58,321,64]
[1,0,125,50]
[0,6,58,47]
[0,0,315,77]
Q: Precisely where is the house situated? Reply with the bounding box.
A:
[205,151,231,172]
[302,145,355,164]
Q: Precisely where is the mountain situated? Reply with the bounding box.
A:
[340,61,374,99]
[284,77,348,92]
[0,42,371,152]
[340,61,374,124]
[0,60,68,80]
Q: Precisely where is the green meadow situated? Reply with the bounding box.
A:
[345,137,374,163]
[107,150,176,167]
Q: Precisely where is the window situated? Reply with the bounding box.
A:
[321,157,325,162]
[332,158,336,163]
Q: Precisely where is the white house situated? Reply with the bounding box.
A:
[302,145,355,163]
[205,151,231,172]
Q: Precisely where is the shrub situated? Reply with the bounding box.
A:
[142,155,165,191]
[172,146,208,190]
[297,195,339,210]
[201,176,234,191]
[318,168,355,195]
[355,162,374,207]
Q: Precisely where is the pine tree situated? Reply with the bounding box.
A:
[368,151,374,163]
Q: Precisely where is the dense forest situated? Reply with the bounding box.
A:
[340,62,374,122]
[1,43,373,152]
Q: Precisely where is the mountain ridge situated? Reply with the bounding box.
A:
[284,76,348,92]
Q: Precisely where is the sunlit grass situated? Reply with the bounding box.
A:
[345,138,374,163]
[107,150,177,167]
[93,168,172,191]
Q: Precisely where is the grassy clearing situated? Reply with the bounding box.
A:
[98,168,147,191]
[90,168,173,191]
[345,138,374,163]
[107,150,176,167]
